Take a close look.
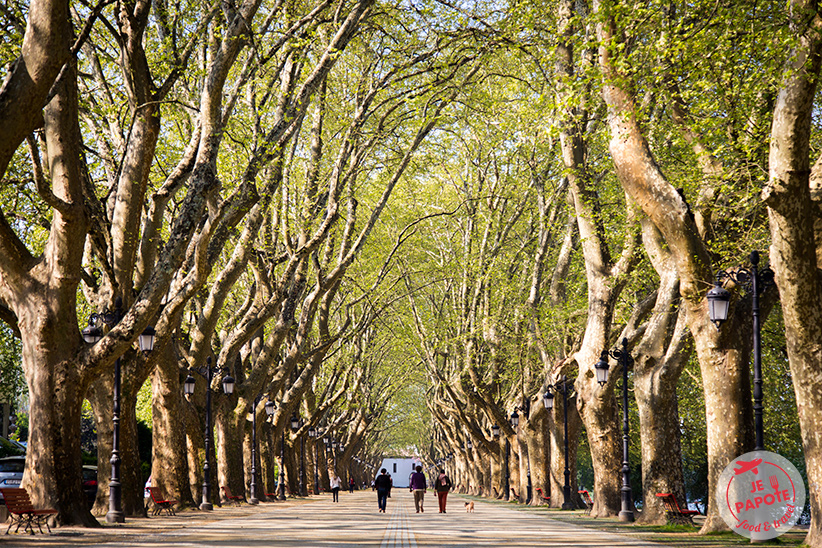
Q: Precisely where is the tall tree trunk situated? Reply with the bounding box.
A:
[765,3,822,544]
[260,429,275,497]
[634,367,688,523]
[525,413,548,506]
[215,405,245,502]
[592,0,760,531]
[14,42,93,525]
[555,0,637,516]
[87,354,150,517]
[550,394,582,509]
[631,220,690,524]
[87,373,113,515]
[151,349,195,508]
[23,322,96,526]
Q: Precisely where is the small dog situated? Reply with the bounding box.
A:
[464,501,474,513]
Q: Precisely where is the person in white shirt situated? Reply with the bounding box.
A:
[330,473,341,502]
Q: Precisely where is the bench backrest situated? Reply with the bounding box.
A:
[222,486,235,498]
[147,487,166,503]
[655,493,681,513]
[0,488,35,513]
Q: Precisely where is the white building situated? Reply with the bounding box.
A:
[376,457,423,488]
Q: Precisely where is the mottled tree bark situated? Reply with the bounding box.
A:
[549,394,583,509]
[10,43,95,525]
[215,403,246,502]
[556,0,638,518]
[150,346,195,508]
[524,410,549,506]
[765,3,822,545]
[630,220,690,524]
[592,0,759,532]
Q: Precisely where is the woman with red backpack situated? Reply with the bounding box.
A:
[434,468,452,513]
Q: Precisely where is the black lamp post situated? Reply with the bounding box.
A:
[248,395,274,504]
[596,338,634,522]
[309,426,319,495]
[183,356,235,511]
[543,375,573,509]
[707,250,773,451]
[507,411,519,501]
[491,424,500,497]
[277,426,287,500]
[290,414,305,496]
[254,397,275,503]
[82,299,156,524]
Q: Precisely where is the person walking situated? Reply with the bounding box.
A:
[409,465,427,513]
[349,476,355,493]
[330,473,341,502]
[434,467,452,513]
[374,468,392,513]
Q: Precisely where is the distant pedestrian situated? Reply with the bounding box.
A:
[434,468,452,513]
[375,468,392,513]
[330,473,341,502]
[409,465,427,513]
[349,477,355,493]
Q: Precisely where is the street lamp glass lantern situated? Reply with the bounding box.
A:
[183,373,196,396]
[543,389,554,410]
[222,374,235,395]
[595,352,610,386]
[308,426,316,438]
[491,424,500,438]
[466,439,473,450]
[82,323,103,344]
[265,398,275,417]
[138,325,156,353]
[510,410,519,428]
[707,283,731,327]
[290,414,300,431]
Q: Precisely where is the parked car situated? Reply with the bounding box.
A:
[82,465,98,508]
[0,455,25,503]
[0,436,25,458]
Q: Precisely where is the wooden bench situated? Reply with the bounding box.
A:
[510,487,519,501]
[656,492,699,525]
[535,487,550,503]
[0,488,57,535]
[221,485,243,506]
[147,486,178,516]
[578,489,593,514]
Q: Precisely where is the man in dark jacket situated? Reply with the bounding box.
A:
[409,465,427,513]
[374,469,392,513]
[434,468,453,513]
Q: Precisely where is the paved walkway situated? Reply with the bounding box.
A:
[1,490,664,547]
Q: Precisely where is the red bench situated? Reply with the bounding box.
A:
[147,486,178,516]
[578,489,593,514]
[0,487,57,535]
[222,485,243,506]
[656,492,699,525]
[535,487,550,503]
